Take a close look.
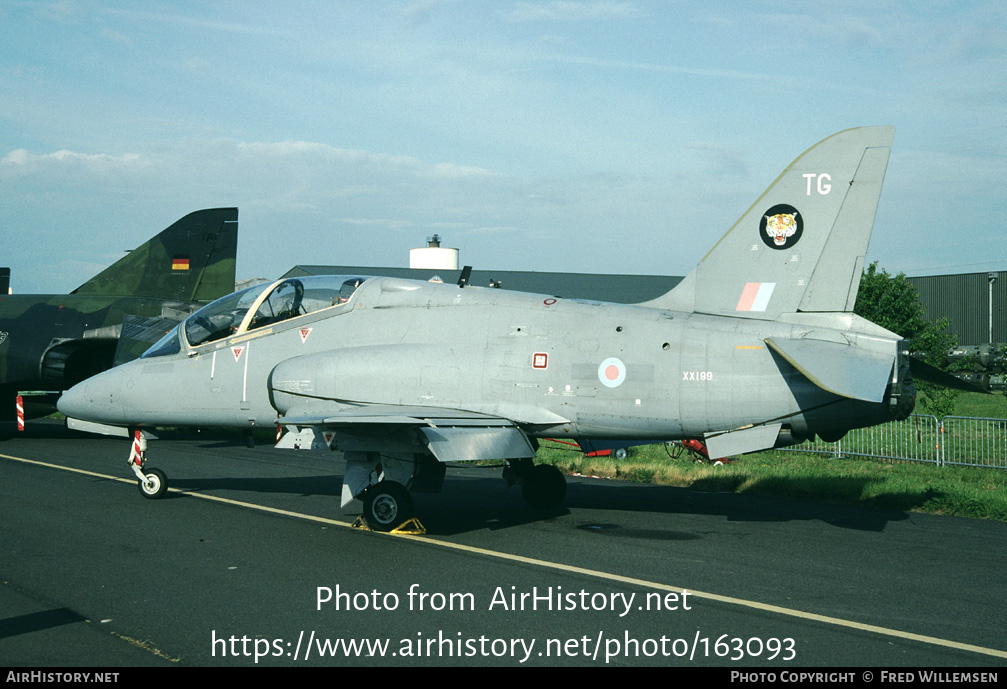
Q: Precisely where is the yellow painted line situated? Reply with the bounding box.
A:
[735,345,763,350]
[1,453,138,483]
[4,452,1006,660]
[0,453,353,526]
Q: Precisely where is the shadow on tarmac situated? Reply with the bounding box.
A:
[5,420,920,538]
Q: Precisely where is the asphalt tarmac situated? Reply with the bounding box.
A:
[2,420,1005,667]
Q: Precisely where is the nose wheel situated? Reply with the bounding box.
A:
[137,467,168,499]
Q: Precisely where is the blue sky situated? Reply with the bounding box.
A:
[2,1,1004,293]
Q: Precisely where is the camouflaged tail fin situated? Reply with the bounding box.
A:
[72,208,238,303]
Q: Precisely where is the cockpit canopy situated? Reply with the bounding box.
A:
[141,275,369,358]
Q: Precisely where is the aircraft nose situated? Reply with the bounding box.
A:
[58,367,127,425]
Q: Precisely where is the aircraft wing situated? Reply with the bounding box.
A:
[281,403,509,426]
[277,403,539,462]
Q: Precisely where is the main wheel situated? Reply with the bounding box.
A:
[138,467,167,499]
[521,464,567,509]
[362,481,414,531]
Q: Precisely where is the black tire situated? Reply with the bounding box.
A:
[138,467,167,499]
[521,464,567,509]
[362,481,413,531]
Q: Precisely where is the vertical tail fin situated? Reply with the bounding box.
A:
[643,127,894,317]
[72,208,238,302]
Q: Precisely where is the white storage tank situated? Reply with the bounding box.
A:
[409,235,459,270]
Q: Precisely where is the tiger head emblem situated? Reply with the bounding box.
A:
[764,212,798,246]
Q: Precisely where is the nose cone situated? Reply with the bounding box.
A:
[58,366,128,425]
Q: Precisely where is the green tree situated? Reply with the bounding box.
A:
[853,263,957,417]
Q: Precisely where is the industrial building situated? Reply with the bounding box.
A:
[283,268,1002,349]
[908,271,1005,346]
[282,237,1004,348]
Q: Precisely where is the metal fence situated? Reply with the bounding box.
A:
[792,414,1007,468]
[940,416,1007,468]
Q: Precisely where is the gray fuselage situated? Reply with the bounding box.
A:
[59,276,904,445]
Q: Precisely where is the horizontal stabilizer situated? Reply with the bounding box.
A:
[765,336,894,403]
[910,357,989,394]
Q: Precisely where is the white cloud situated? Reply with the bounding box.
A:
[98,26,133,47]
[686,142,750,179]
[536,52,778,82]
[336,217,419,231]
[184,56,213,73]
[234,141,493,180]
[0,148,149,176]
[398,0,460,26]
[101,7,286,37]
[503,1,645,22]
[0,137,698,287]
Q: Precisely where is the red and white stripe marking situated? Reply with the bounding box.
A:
[130,430,143,466]
[736,282,776,312]
[16,395,24,431]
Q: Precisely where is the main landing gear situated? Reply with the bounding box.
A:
[127,430,168,499]
[340,450,567,533]
[354,459,566,533]
[340,451,430,533]
[360,481,414,532]
[506,458,566,510]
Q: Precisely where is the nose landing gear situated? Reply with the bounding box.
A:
[126,430,168,499]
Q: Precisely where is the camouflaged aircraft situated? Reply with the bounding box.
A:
[1,208,237,424]
[61,128,937,530]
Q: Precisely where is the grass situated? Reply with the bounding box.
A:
[535,442,1007,521]
[952,391,1007,419]
[533,391,1007,521]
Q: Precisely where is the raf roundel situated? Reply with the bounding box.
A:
[598,357,626,388]
[760,204,803,250]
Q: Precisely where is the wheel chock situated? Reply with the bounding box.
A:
[350,516,427,534]
[351,516,370,530]
[390,518,426,535]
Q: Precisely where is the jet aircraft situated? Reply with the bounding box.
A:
[62,128,929,530]
[1,208,237,424]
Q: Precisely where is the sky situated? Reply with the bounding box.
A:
[2,1,1005,294]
